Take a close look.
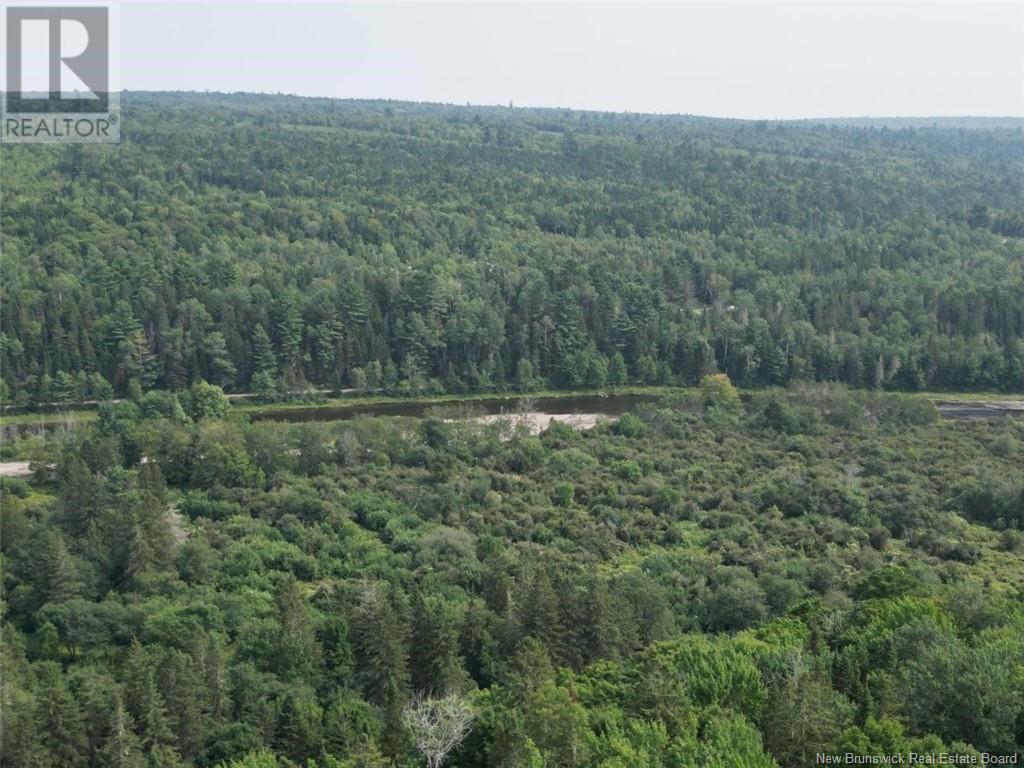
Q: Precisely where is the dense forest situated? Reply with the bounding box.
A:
[2,93,1024,768]
[2,382,1024,767]
[2,93,1024,406]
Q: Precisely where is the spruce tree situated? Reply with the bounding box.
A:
[410,593,469,695]
[100,696,147,768]
[252,323,278,376]
[34,530,77,606]
[35,662,88,768]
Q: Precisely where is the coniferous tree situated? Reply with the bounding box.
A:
[351,583,410,752]
[100,696,147,768]
[252,324,277,378]
[33,530,77,606]
[411,593,470,695]
[272,577,321,682]
[34,662,88,768]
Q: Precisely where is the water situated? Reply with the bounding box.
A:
[3,395,1021,437]
[248,393,662,424]
[932,400,1024,420]
[249,394,1024,425]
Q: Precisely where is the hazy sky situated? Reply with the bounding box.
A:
[120,1,1024,119]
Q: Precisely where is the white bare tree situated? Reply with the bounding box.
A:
[401,690,475,768]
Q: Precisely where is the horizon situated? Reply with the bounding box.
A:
[120,2,1024,121]
[118,89,1024,124]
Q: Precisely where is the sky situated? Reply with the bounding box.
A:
[119,1,1024,119]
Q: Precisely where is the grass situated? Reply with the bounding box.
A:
[0,409,95,427]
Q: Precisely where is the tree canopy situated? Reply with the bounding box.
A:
[2,93,1023,407]
[2,386,1023,766]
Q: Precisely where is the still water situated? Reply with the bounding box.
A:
[249,394,1024,424]
[248,394,662,424]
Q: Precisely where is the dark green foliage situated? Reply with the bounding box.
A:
[3,94,1023,406]
[2,90,1024,765]
[3,389,1024,765]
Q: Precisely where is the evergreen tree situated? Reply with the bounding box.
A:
[57,456,103,538]
[272,577,321,682]
[204,331,237,386]
[351,583,410,751]
[277,295,305,389]
[519,569,566,663]
[124,642,178,760]
[33,530,77,606]
[252,324,277,377]
[100,696,147,768]
[34,662,88,768]
[411,593,470,695]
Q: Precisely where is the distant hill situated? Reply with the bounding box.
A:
[790,116,1024,129]
[1,90,1022,406]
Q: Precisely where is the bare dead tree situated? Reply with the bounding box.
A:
[401,690,475,768]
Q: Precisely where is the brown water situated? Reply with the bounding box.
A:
[249,394,662,424]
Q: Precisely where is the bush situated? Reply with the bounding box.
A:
[699,374,741,413]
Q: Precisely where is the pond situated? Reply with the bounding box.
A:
[248,393,663,425]
[3,395,1022,441]
[931,400,1024,420]
[248,393,1024,425]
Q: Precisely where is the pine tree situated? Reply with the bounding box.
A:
[203,331,237,386]
[124,641,178,759]
[577,575,624,665]
[75,667,121,766]
[122,523,154,591]
[277,295,304,388]
[311,317,342,384]
[35,662,88,768]
[34,529,77,606]
[159,650,206,763]
[252,324,277,376]
[53,370,76,403]
[609,351,628,385]
[202,634,230,723]
[57,456,102,537]
[272,576,321,682]
[1,683,49,768]
[273,689,323,764]
[519,568,565,662]
[134,465,176,576]
[318,613,354,690]
[351,582,410,752]
[100,697,147,768]
[411,593,470,695]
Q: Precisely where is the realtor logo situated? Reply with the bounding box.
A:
[2,3,120,143]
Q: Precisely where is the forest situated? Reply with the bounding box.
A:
[2,92,1024,768]
[1,92,1024,407]
[2,382,1024,767]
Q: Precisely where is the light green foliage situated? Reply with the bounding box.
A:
[699,374,741,413]
[185,381,230,421]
